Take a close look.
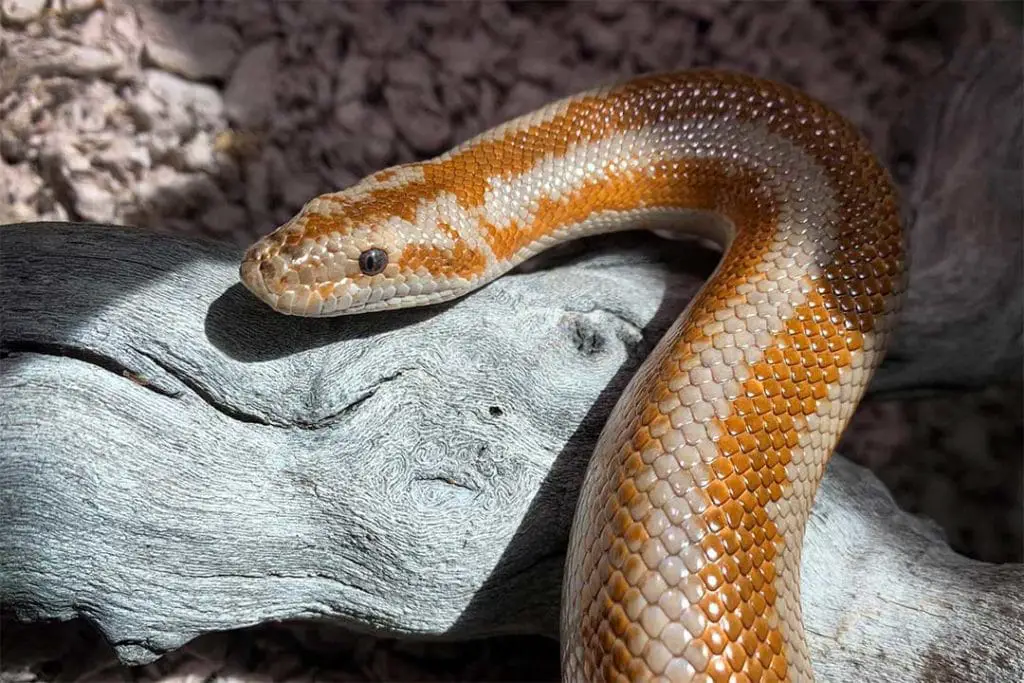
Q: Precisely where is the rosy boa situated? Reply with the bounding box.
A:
[240,70,905,682]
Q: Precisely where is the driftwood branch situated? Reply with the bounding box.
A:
[1,219,1021,681]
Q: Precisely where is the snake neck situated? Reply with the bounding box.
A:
[239,71,903,319]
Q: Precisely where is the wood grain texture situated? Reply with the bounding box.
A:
[0,222,1021,681]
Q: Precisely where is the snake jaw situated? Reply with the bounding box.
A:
[239,255,466,317]
[238,255,282,312]
[239,229,473,317]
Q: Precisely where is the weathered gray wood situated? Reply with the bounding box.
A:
[876,35,1023,397]
[1,220,1021,682]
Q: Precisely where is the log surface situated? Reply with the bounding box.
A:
[1,222,1021,682]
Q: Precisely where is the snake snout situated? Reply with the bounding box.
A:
[239,241,281,308]
[239,233,357,316]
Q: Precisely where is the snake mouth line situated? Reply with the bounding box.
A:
[238,259,286,311]
[239,259,464,317]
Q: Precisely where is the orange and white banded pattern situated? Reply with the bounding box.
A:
[240,70,906,682]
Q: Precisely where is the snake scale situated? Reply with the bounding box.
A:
[240,70,906,682]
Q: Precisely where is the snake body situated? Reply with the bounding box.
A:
[240,70,905,682]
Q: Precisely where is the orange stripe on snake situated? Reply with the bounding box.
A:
[239,70,906,682]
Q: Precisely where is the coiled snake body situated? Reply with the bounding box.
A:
[240,70,905,682]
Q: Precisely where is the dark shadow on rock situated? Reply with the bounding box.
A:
[0,614,561,683]
[205,283,460,362]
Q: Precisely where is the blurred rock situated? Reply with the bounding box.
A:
[144,69,225,132]
[142,16,241,81]
[4,36,122,79]
[1,0,45,25]
[224,40,279,129]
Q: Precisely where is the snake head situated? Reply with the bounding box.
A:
[239,184,490,317]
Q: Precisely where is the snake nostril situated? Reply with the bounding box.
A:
[259,260,276,283]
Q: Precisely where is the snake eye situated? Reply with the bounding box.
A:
[358,248,388,275]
